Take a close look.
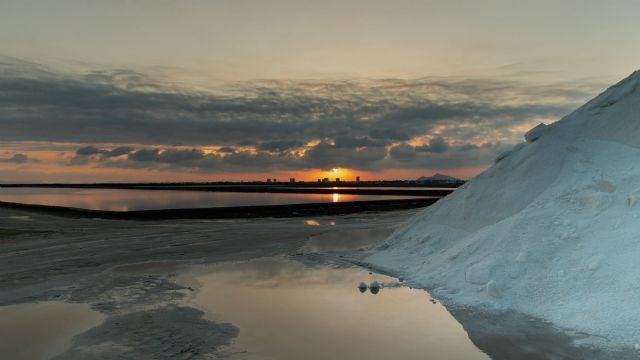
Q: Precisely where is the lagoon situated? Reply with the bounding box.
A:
[0,187,425,211]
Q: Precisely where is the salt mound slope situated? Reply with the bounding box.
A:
[368,70,640,348]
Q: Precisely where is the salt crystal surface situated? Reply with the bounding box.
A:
[368,70,640,349]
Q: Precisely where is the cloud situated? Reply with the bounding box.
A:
[75,145,132,157]
[123,148,205,164]
[389,144,417,161]
[0,57,605,173]
[0,153,38,164]
[128,148,160,162]
[156,148,204,163]
[333,136,389,148]
[415,136,449,153]
[217,146,236,153]
[389,142,515,169]
[70,145,134,164]
[256,140,304,152]
[76,145,102,156]
[103,146,133,158]
[299,141,387,170]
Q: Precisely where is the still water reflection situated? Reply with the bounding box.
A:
[0,188,423,211]
[0,301,104,360]
[179,259,489,360]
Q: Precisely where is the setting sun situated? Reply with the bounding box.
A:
[304,167,358,182]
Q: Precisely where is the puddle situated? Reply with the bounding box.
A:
[0,301,105,360]
[0,187,424,211]
[179,259,489,360]
[303,219,336,226]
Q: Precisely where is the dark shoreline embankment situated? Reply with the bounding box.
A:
[0,198,440,220]
[0,183,456,197]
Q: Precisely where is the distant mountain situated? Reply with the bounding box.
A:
[416,173,461,182]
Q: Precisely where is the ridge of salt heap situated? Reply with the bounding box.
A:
[367,70,640,350]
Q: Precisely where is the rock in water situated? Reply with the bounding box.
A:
[369,281,381,295]
[368,70,640,349]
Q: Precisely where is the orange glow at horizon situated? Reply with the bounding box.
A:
[306,167,357,182]
[0,145,486,183]
[0,159,484,183]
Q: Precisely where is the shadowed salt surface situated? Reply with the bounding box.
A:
[448,309,640,360]
[0,301,104,360]
[179,258,490,360]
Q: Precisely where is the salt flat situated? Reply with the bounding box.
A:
[1,205,637,359]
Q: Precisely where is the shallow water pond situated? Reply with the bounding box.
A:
[0,187,424,211]
[179,258,489,360]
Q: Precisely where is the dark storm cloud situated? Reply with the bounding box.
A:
[0,57,603,172]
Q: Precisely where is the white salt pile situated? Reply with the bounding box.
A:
[368,70,640,349]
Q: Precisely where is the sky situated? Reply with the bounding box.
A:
[1,0,639,182]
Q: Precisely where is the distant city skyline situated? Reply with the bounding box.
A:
[1,0,639,182]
